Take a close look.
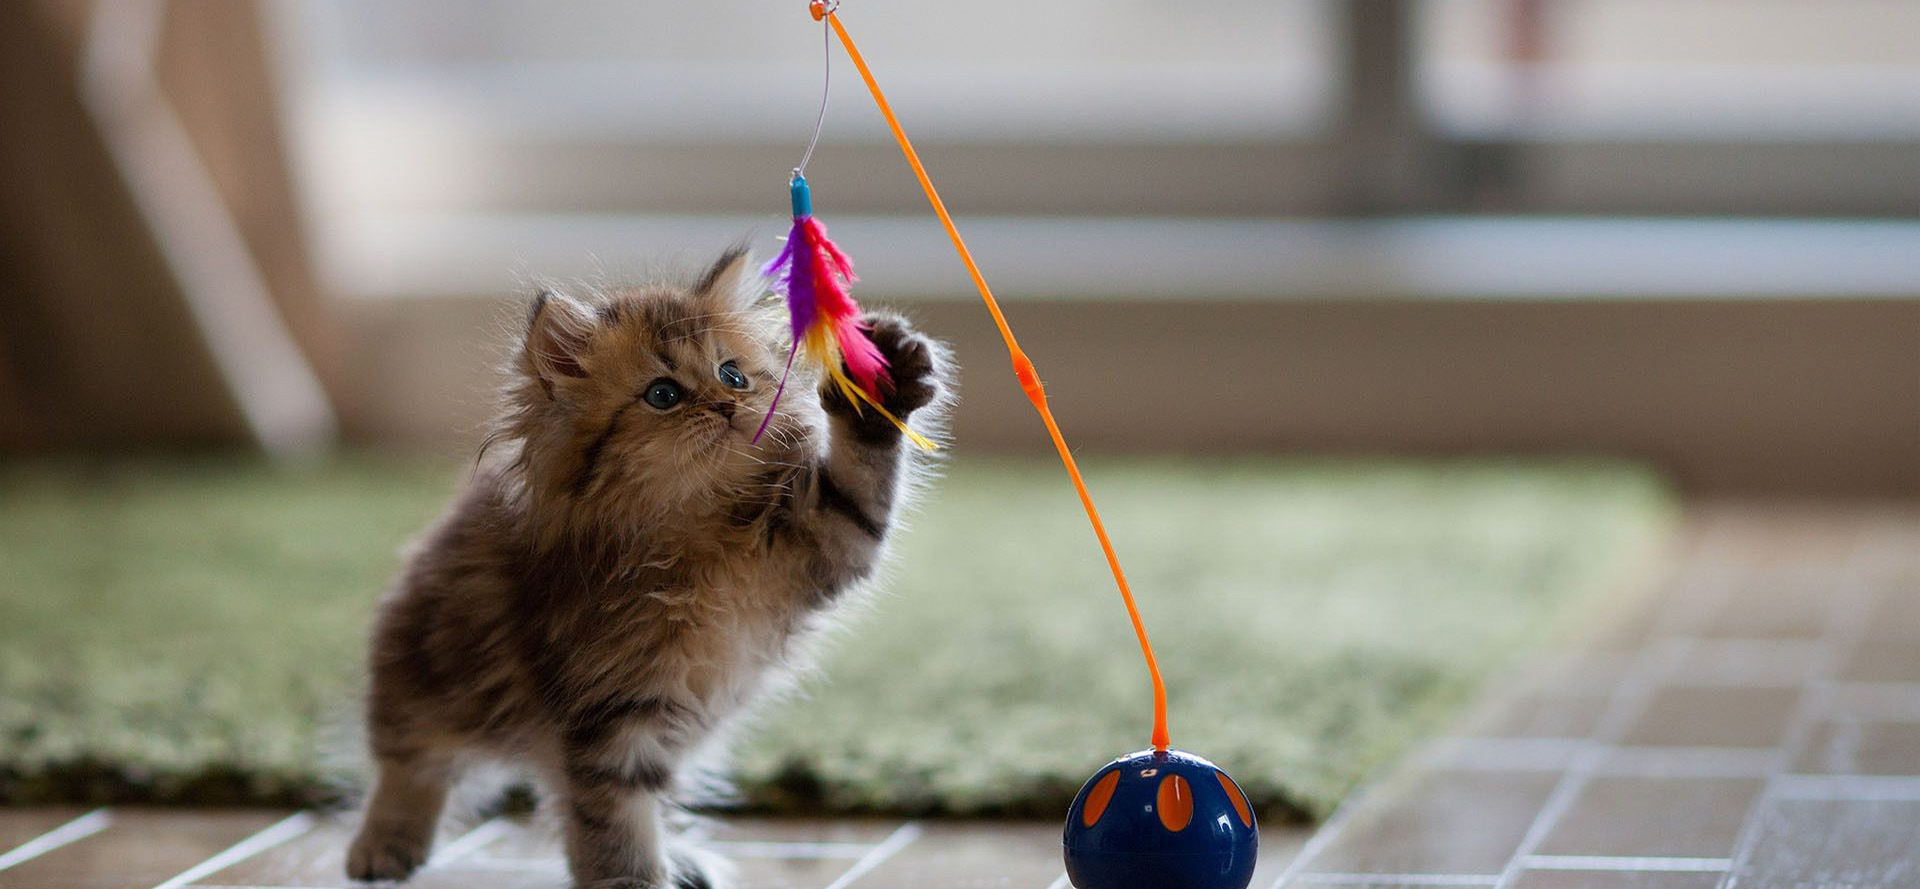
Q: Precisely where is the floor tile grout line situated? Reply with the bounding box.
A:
[818,821,922,889]
[193,885,342,889]
[150,811,315,889]
[1489,517,1743,889]
[1269,551,1703,889]
[1483,637,1699,888]
[0,807,112,872]
[1277,514,1737,889]
[458,860,564,874]
[424,815,513,868]
[1431,739,1785,777]
[468,837,880,864]
[1823,680,1920,721]
[1261,765,1396,889]
[1272,515,1742,889]
[1656,636,1833,690]
[1773,774,1920,801]
[1265,698,1508,889]
[709,839,877,859]
[1590,747,1783,779]
[1419,737,1587,773]
[1718,545,1886,889]
[1291,873,1500,886]
[1485,744,1609,889]
[1520,854,1732,872]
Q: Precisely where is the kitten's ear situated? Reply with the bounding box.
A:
[523,288,594,393]
[693,245,756,308]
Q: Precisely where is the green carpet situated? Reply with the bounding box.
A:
[0,455,1672,820]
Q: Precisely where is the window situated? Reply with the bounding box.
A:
[1421,0,1920,139]
[266,0,1917,304]
[269,0,1344,300]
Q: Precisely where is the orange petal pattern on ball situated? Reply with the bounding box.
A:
[1156,774,1193,832]
[1081,770,1121,827]
[1217,771,1254,827]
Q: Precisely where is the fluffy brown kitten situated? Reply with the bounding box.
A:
[347,249,949,889]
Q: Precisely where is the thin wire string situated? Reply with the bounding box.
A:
[792,5,835,177]
[823,9,1172,752]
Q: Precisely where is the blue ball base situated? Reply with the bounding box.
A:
[1062,749,1258,889]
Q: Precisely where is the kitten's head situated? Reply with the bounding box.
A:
[501,249,816,531]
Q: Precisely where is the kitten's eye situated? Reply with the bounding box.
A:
[642,378,684,410]
[717,360,749,390]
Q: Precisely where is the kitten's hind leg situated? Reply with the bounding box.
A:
[348,750,455,882]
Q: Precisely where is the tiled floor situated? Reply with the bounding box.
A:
[0,503,1912,889]
[1278,502,1919,889]
[0,811,1305,889]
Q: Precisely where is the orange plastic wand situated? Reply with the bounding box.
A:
[811,1,1171,751]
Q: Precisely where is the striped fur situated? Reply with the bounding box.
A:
[347,251,951,889]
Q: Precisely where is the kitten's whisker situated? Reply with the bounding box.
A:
[718,445,805,471]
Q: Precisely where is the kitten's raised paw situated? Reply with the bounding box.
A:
[346,827,430,883]
[861,312,943,417]
[820,312,944,439]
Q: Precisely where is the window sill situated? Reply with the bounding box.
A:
[321,214,1920,304]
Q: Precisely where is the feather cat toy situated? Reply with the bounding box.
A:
[771,4,1259,888]
[753,173,934,450]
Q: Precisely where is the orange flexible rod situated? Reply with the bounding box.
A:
[824,9,1171,751]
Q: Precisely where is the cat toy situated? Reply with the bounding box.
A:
[751,5,932,451]
[772,4,1257,888]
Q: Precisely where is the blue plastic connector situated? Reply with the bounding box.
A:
[790,174,813,218]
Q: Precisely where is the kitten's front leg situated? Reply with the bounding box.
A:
[560,758,670,888]
[557,730,713,889]
[784,313,945,598]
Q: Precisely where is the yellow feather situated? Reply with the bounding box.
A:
[800,323,937,451]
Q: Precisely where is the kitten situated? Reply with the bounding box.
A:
[347,249,950,889]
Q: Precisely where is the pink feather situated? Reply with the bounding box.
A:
[753,214,893,443]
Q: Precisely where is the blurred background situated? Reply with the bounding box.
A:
[3,0,1915,492]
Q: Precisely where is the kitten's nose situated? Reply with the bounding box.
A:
[707,401,736,419]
